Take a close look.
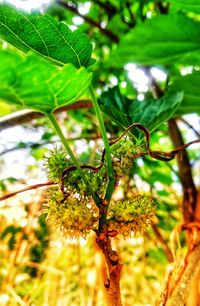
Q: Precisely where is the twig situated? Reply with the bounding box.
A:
[178,117,200,139]
[56,0,119,42]
[0,100,92,131]
[0,182,55,201]
[0,141,56,156]
[152,224,174,262]
[92,0,117,19]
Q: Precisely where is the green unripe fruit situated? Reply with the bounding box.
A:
[108,195,156,237]
[44,190,97,238]
[66,169,105,195]
[110,137,141,177]
[43,148,70,182]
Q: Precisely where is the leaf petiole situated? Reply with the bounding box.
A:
[89,85,115,204]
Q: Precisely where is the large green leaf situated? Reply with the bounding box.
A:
[0,50,91,114]
[109,13,200,67]
[99,86,183,138]
[169,71,200,114]
[0,3,92,68]
[169,0,200,13]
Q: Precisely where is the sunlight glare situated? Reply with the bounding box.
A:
[4,0,52,12]
[150,67,167,81]
[125,64,149,92]
[73,16,84,25]
[78,2,91,15]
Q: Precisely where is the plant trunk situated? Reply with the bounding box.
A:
[96,235,123,306]
[168,118,197,223]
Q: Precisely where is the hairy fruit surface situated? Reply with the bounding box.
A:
[44,190,97,238]
[108,195,156,237]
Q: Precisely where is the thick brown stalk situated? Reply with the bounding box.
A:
[168,118,197,223]
[96,235,123,306]
[166,242,200,306]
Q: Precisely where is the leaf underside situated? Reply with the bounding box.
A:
[0,3,92,68]
[0,50,92,114]
[109,13,200,67]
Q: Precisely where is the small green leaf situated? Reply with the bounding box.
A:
[0,50,91,114]
[169,0,200,13]
[169,71,200,114]
[99,86,183,137]
[0,3,92,68]
[109,13,200,66]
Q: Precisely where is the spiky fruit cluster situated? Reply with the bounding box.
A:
[43,148,70,182]
[110,138,140,177]
[44,190,98,238]
[65,169,105,195]
[43,147,107,196]
[108,195,156,237]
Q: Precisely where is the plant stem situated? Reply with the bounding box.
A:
[97,237,123,306]
[89,86,115,231]
[89,85,114,191]
[48,112,99,204]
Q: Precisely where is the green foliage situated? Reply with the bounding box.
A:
[0,3,93,68]
[110,13,200,66]
[169,71,200,114]
[0,50,91,114]
[169,0,200,13]
[0,177,17,192]
[26,214,49,277]
[99,86,183,137]
[1,225,24,249]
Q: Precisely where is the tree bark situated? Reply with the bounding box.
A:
[168,118,197,223]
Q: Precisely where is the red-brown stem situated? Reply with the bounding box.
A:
[96,234,123,306]
[0,182,55,201]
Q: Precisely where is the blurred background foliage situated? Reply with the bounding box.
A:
[0,0,199,305]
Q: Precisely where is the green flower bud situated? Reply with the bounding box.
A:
[44,190,98,238]
[108,195,156,237]
[110,137,142,177]
[43,148,70,182]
